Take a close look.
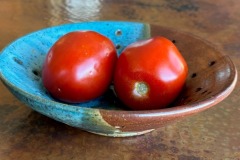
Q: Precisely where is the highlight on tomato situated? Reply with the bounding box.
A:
[42,31,117,103]
[113,36,188,110]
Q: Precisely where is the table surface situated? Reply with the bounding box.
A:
[1,0,240,159]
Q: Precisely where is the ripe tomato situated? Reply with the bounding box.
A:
[114,37,188,110]
[42,31,117,103]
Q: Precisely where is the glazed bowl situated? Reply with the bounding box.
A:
[0,21,237,137]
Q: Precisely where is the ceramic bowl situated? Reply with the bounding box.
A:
[0,21,237,137]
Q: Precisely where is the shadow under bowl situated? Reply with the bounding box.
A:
[0,21,237,137]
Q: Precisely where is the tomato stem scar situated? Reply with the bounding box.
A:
[133,82,149,97]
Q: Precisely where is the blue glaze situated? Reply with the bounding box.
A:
[0,21,150,135]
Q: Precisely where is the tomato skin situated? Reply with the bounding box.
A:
[42,31,117,103]
[114,37,188,110]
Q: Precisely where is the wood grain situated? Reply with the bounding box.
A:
[1,0,240,159]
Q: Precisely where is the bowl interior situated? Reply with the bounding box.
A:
[0,21,151,110]
[0,21,236,112]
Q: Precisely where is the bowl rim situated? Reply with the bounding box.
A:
[0,21,238,117]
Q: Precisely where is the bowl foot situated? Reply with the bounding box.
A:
[88,129,155,137]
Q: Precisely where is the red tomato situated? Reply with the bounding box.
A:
[113,37,188,110]
[42,31,117,103]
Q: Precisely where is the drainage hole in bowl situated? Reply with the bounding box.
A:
[13,57,23,65]
[201,90,208,95]
[207,91,212,95]
[209,60,216,67]
[195,87,202,92]
[191,73,197,78]
[115,29,122,36]
[116,44,121,50]
[32,69,41,77]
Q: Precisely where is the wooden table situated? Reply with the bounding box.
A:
[1,0,240,159]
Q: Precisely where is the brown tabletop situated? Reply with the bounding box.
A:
[1,0,240,159]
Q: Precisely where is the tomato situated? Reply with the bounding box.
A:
[113,37,188,110]
[42,31,117,103]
